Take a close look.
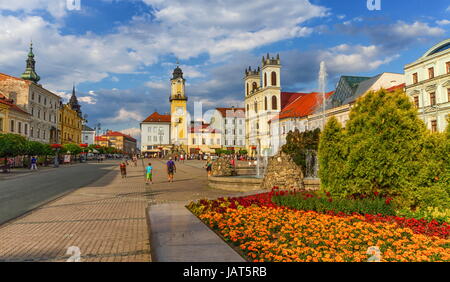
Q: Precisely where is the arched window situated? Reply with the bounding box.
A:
[264,73,267,87]
[271,71,277,86]
[264,97,268,110]
[252,82,257,91]
[246,83,249,96]
[247,104,249,112]
[272,95,277,110]
[254,101,258,113]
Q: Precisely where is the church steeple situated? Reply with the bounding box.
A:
[69,84,81,116]
[21,42,40,83]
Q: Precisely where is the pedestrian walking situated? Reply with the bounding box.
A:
[120,162,127,178]
[145,162,153,185]
[166,157,176,183]
[205,158,213,176]
[30,156,38,170]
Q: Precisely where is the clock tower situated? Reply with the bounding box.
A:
[170,65,188,147]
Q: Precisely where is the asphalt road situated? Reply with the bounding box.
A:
[0,161,118,225]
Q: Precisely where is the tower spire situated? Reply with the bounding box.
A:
[69,84,81,116]
[21,41,40,83]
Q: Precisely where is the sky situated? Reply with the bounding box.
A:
[0,0,449,140]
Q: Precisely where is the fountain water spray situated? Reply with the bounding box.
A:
[318,61,327,129]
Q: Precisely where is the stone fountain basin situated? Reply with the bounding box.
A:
[208,175,263,192]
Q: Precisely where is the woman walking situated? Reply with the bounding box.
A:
[120,162,127,178]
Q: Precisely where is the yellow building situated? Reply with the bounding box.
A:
[0,91,31,137]
[58,86,83,144]
[170,66,188,152]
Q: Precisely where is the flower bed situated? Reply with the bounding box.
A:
[187,188,450,262]
[198,206,450,262]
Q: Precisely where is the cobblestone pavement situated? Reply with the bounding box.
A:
[0,161,151,262]
[0,158,257,262]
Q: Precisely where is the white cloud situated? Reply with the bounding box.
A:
[145,81,166,89]
[88,90,97,96]
[102,108,144,123]
[78,96,97,104]
[121,127,141,138]
[436,19,450,26]
[391,21,445,38]
[0,0,68,19]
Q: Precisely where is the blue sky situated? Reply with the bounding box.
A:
[0,0,449,138]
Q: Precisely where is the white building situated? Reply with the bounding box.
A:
[209,107,246,148]
[82,125,96,145]
[140,112,171,153]
[405,38,450,132]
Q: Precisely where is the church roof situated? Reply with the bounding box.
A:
[271,91,334,122]
[281,92,310,110]
[142,112,171,123]
[21,42,40,83]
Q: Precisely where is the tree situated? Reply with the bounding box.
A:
[318,116,348,195]
[343,89,426,200]
[25,141,46,156]
[0,133,27,169]
[281,128,320,175]
[63,143,82,155]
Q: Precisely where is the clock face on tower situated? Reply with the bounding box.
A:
[176,107,184,116]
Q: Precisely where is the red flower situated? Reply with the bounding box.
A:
[374,191,379,197]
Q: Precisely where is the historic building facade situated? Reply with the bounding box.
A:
[59,86,83,144]
[82,125,96,145]
[140,112,171,154]
[405,39,450,132]
[0,43,61,143]
[209,107,246,149]
[244,54,282,156]
[170,66,189,150]
[0,92,31,137]
[96,130,137,155]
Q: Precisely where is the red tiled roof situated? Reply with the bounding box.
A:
[95,136,108,142]
[215,107,245,118]
[142,112,171,123]
[190,124,221,133]
[281,92,309,110]
[0,92,30,115]
[386,83,406,92]
[0,72,32,84]
[104,131,137,142]
[272,91,335,122]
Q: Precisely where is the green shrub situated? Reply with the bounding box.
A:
[282,128,320,174]
[272,192,396,216]
[318,89,444,209]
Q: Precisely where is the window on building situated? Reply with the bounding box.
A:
[153,136,157,142]
[271,71,277,86]
[428,67,434,79]
[414,96,419,108]
[247,104,249,112]
[264,96,268,110]
[192,138,196,144]
[252,82,257,91]
[431,120,437,132]
[202,138,206,145]
[447,62,450,74]
[44,98,47,105]
[18,122,22,134]
[10,120,14,132]
[272,95,277,110]
[225,140,228,145]
[32,92,35,100]
[217,138,220,145]
[264,73,267,87]
[239,129,243,135]
[246,83,249,96]
[38,95,41,103]
[43,131,46,139]
[254,101,258,113]
[30,127,33,137]
[412,73,418,84]
[430,92,436,106]
[224,119,227,124]
[0,118,3,131]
